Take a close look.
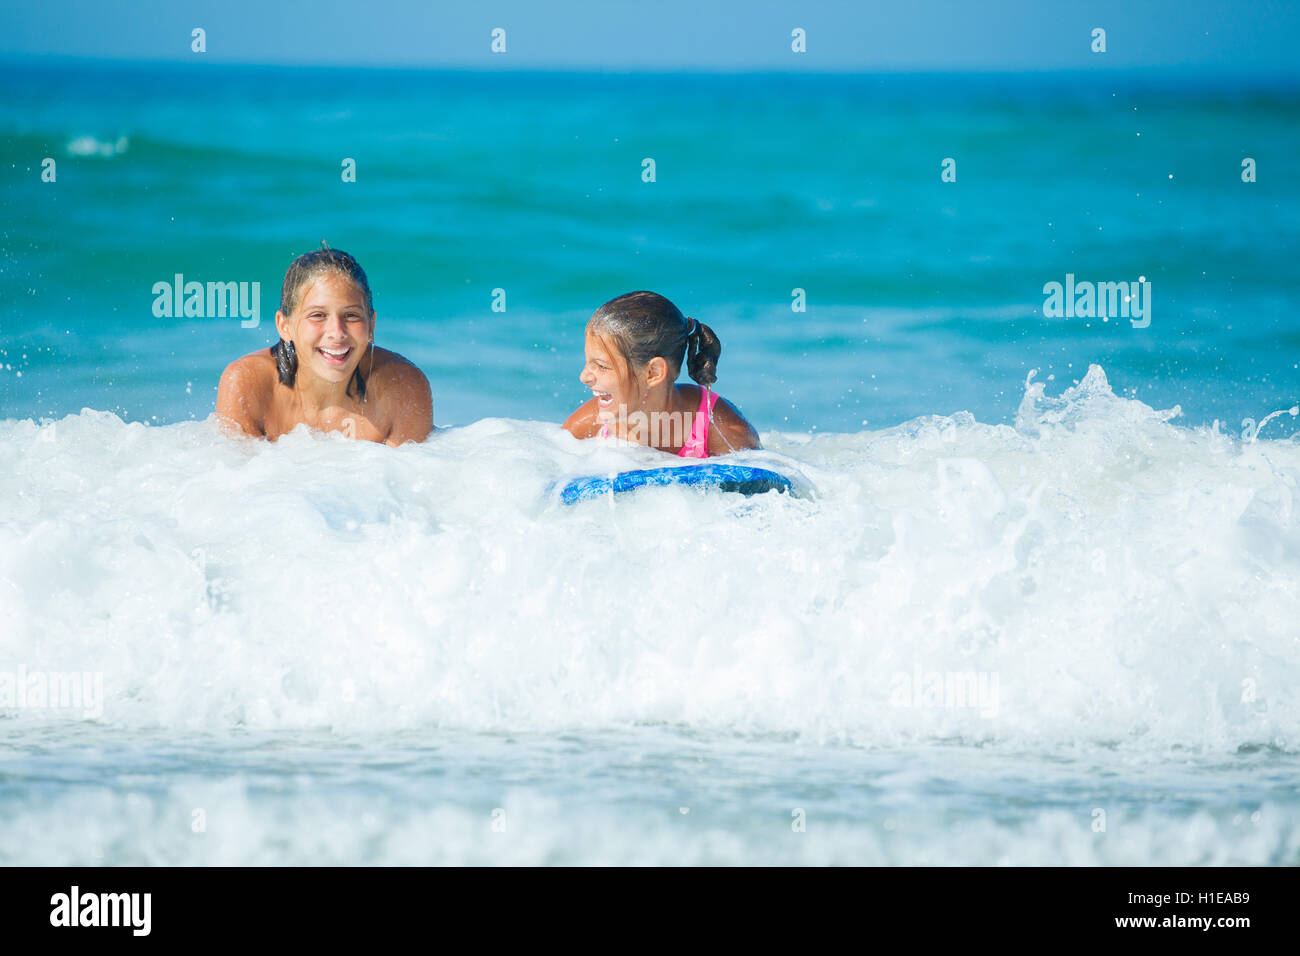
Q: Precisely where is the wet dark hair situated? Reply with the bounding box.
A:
[270,244,374,400]
[588,291,721,387]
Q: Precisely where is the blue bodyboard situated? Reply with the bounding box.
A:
[559,463,793,505]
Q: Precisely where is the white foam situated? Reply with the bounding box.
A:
[1,366,1298,753]
[65,135,129,157]
[1,777,1292,866]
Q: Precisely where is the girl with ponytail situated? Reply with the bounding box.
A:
[563,291,759,456]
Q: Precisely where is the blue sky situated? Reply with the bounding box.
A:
[1,0,1297,72]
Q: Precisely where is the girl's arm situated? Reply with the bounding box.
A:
[215,354,269,437]
[371,359,433,445]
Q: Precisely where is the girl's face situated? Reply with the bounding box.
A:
[277,273,374,388]
[579,326,638,424]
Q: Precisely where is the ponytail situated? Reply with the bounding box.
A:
[684,318,721,387]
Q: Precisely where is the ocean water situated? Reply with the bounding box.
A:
[1,62,1299,865]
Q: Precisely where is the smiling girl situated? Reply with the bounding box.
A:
[216,246,432,444]
[563,291,758,456]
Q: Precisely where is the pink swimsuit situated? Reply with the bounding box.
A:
[599,387,719,458]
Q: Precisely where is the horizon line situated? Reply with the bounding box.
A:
[2,53,1299,82]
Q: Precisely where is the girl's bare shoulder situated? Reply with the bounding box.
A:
[564,397,601,438]
[363,347,429,392]
[709,393,760,453]
[216,349,277,435]
[218,348,278,397]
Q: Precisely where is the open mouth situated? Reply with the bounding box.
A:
[317,346,353,368]
[592,389,613,408]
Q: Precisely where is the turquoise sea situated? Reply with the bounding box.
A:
[1,61,1299,864]
[3,63,1299,430]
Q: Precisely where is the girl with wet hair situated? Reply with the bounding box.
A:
[216,244,432,444]
[563,291,759,456]
[271,246,375,400]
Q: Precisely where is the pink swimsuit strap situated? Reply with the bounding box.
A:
[597,387,719,458]
[678,387,718,459]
